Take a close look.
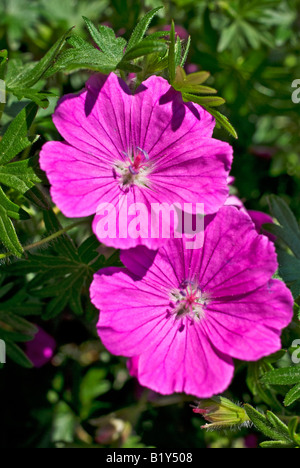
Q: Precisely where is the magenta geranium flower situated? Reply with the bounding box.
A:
[25,326,56,368]
[40,72,233,249]
[247,209,275,239]
[90,206,293,398]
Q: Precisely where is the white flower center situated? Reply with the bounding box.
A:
[113,147,151,189]
[169,280,209,322]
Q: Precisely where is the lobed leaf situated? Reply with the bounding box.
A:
[83,18,126,63]
[0,102,38,164]
[244,404,292,443]
[7,28,73,88]
[267,196,300,259]
[261,365,300,386]
[0,205,23,257]
[0,159,41,194]
[126,7,163,52]
[284,383,300,407]
[122,39,167,61]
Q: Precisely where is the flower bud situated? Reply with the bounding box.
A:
[192,396,250,430]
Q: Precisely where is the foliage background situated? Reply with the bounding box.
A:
[0,0,300,448]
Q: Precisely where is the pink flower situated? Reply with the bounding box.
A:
[40,73,233,250]
[161,24,189,40]
[249,145,277,160]
[25,327,56,368]
[185,64,199,74]
[247,209,275,239]
[90,206,293,398]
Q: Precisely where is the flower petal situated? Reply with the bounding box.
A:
[91,267,234,398]
[91,267,171,357]
[203,279,294,361]
[133,75,215,157]
[148,137,233,214]
[40,141,116,217]
[199,206,278,296]
[53,73,132,159]
[135,322,234,397]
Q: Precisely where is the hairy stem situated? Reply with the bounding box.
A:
[0,219,86,260]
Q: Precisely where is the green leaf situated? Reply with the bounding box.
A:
[0,159,41,194]
[79,368,110,419]
[5,60,35,86]
[142,52,169,75]
[284,383,300,407]
[0,101,38,164]
[83,18,126,63]
[294,302,300,320]
[168,21,176,84]
[218,24,238,52]
[8,87,55,108]
[5,341,33,368]
[288,417,299,440]
[261,365,300,386]
[244,404,292,443]
[202,107,238,139]
[5,218,102,321]
[0,204,23,257]
[269,196,300,236]
[241,20,261,49]
[182,92,225,107]
[46,47,117,75]
[180,36,191,67]
[266,411,291,437]
[24,185,51,211]
[173,66,186,87]
[117,62,142,73]
[7,28,73,88]
[277,250,300,299]
[0,187,29,220]
[180,85,218,95]
[122,39,167,61]
[42,292,70,320]
[126,6,163,52]
[143,31,170,41]
[0,286,42,368]
[78,235,101,264]
[173,67,217,96]
[267,196,300,259]
[42,210,79,261]
[0,282,14,299]
[181,86,237,137]
[185,71,211,86]
[260,440,295,448]
[66,34,89,49]
[0,311,37,337]
[247,360,282,411]
[0,50,8,80]
[175,35,182,68]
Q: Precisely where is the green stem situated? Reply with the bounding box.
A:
[0,219,86,260]
[0,101,5,123]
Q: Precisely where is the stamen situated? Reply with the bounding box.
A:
[169,280,210,322]
[136,147,149,161]
[129,166,139,175]
[114,147,151,189]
